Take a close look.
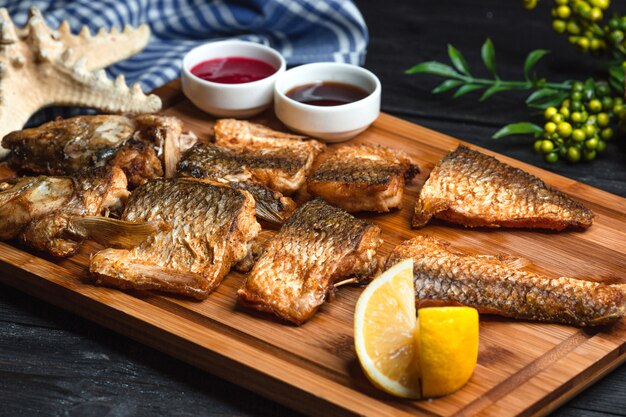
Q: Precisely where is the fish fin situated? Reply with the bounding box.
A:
[163,132,180,178]
[66,216,167,248]
[492,255,532,269]
[474,254,532,270]
[254,200,289,224]
[164,130,197,178]
[500,256,532,270]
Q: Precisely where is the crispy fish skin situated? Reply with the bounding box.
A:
[177,143,250,182]
[307,144,419,212]
[2,115,135,174]
[412,145,594,230]
[0,167,129,257]
[90,179,260,299]
[237,198,382,325]
[177,143,296,223]
[386,236,625,326]
[214,119,325,193]
[2,114,196,187]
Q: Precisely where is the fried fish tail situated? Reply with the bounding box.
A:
[66,216,168,248]
[387,236,625,327]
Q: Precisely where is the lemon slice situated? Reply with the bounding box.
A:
[354,259,421,399]
[354,259,479,399]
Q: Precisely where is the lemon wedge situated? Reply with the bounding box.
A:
[354,259,478,399]
[419,306,479,398]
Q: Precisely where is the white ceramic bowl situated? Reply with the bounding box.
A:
[181,40,286,118]
[274,63,381,142]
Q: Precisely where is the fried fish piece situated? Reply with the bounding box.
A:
[89,179,260,299]
[177,143,296,223]
[307,144,419,212]
[214,119,325,194]
[412,145,594,230]
[0,167,129,257]
[237,198,382,325]
[2,114,197,187]
[386,235,625,326]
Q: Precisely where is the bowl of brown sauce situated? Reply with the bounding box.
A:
[274,62,381,142]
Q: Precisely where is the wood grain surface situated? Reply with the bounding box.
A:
[1,79,625,417]
[3,2,626,416]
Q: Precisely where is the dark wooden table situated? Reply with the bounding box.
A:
[1,1,625,416]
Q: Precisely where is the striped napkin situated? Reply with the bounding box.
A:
[4,0,368,93]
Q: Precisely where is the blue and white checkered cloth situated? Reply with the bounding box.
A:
[2,0,368,93]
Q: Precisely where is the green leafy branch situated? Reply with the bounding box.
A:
[406,39,572,108]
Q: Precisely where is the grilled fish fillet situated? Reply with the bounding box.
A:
[214,119,325,194]
[307,144,419,212]
[2,114,197,187]
[177,143,296,223]
[237,198,382,325]
[90,179,260,299]
[412,145,594,230]
[386,235,625,326]
[0,167,129,257]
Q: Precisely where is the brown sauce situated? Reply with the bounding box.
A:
[286,82,369,106]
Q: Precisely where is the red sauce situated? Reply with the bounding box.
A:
[286,82,369,106]
[191,56,277,84]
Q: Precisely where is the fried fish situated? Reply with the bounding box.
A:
[412,145,594,230]
[214,119,325,194]
[177,143,296,223]
[386,235,625,326]
[2,114,197,187]
[237,198,382,325]
[307,144,419,212]
[0,166,129,257]
[89,179,260,299]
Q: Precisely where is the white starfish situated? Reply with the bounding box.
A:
[0,7,162,158]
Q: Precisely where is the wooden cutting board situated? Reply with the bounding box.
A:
[1,80,625,417]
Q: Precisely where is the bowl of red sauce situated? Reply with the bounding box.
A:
[274,63,381,142]
[182,40,286,117]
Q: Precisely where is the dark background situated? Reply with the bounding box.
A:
[1,1,625,416]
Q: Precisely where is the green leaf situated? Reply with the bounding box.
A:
[405,61,461,78]
[432,79,463,94]
[526,91,568,109]
[527,92,569,109]
[583,78,595,100]
[481,38,497,78]
[479,85,510,101]
[526,88,558,104]
[609,65,624,81]
[447,44,471,75]
[492,122,543,139]
[609,77,624,92]
[609,65,625,92]
[523,49,549,80]
[526,88,568,109]
[453,84,483,98]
